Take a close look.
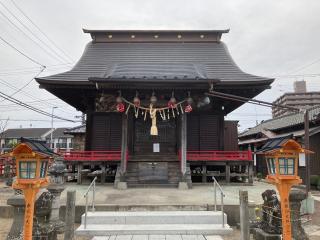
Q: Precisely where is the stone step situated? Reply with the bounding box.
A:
[77,223,232,236]
[92,235,224,240]
[81,211,227,225]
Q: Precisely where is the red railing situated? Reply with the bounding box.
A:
[62,150,122,162]
[183,150,252,161]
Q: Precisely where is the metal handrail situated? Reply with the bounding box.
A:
[83,176,97,229]
[212,176,225,228]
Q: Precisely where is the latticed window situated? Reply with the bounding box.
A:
[19,161,36,179]
[267,158,276,175]
[40,161,48,178]
[279,157,295,175]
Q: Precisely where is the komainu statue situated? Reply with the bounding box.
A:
[259,189,282,234]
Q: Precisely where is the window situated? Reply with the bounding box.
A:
[40,161,48,178]
[19,161,36,179]
[266,158,276,175]
[279,157,295,175]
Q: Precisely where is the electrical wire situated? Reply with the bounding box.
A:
[0,7,64,64]
[0,1,69,63]
[10,0,74,62]
[0,78,77,116]
[0,34,44,67]
[0,90,76,122]
[1,66,46,99]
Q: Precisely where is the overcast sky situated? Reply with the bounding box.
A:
[0,0,319,131]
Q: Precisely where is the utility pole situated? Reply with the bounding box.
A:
[51,107,57,149]
[304,109,310,192]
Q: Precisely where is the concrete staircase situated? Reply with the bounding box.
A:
[76,211,232,236]
[125,155,182,187]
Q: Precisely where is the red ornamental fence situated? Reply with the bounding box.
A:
[179,150,252,161]
[187,150,252,161]
[61,150,123,161]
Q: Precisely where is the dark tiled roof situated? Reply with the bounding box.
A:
[20,137,57,157]
[36,41,273,85]
[64,125,86,134]
[1,128,51,139]
[49,128,73,138]
[257,135,292,153]
[239,106,320,138]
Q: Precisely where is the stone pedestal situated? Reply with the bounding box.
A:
[289,188,309,240]
[6,195,25,240]
[47,184,65,234]
[117,181,128,190]
[254,228,281,240]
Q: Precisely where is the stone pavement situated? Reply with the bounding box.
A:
[92,235,223,240]
[58,181,276,206]
[0,181,277,206]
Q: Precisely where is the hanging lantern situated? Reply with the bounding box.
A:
[185,104,192,113]
[187,91,193,105]
[150,92,157,104]
[168,91,177,108]
[168,101,175,108]
[133,95,140,107]
[116,102,125,112]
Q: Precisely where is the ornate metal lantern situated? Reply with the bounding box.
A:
[259,138,312,240]
[1,139,54,240]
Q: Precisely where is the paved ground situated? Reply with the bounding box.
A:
[59,181,276,206]
[0,181,276,206]
[0,180,319,239]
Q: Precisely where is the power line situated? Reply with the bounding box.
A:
[0,34,44,67]
[0,7,64,64]
[3,66,46,98]
[0,1,70,63]
[0,118,74,122]
[0,78,78,116]
[0,90,76,122]
[10,0,74,62]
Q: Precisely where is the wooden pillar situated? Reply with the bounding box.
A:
[180,114,187,176]
[202,164,207,183]
[226,163,231,183]
[101,163,106,184]
[77,162,82,184]
[120,114,128,175]
[248,162,253,184]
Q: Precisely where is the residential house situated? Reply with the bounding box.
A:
[239,106,320,182]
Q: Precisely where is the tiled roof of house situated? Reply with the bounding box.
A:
[1,128,51,139]
[64,125,86,134]
[239,106,320,138]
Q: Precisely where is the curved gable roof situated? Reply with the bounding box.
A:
[36,30,273,86]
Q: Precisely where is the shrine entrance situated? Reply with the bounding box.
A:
[133,117,177,155]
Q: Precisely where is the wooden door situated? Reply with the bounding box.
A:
[134,117,177,154]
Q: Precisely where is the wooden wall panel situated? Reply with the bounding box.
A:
[187,115,199,151]
[90,113,122,151]
[187,114,223,151]
[224,121,239,151]
[200,115,220,150]
[310,132,320,175]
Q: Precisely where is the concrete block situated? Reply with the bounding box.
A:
[117,182,128,190]
[178,182,189,190]
[254,228,281,240]
[204,236,223,240]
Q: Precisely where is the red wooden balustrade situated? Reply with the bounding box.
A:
[179,150,252,161]
[61,150,123,161]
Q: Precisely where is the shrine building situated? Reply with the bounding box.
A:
[36,29,273,187]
